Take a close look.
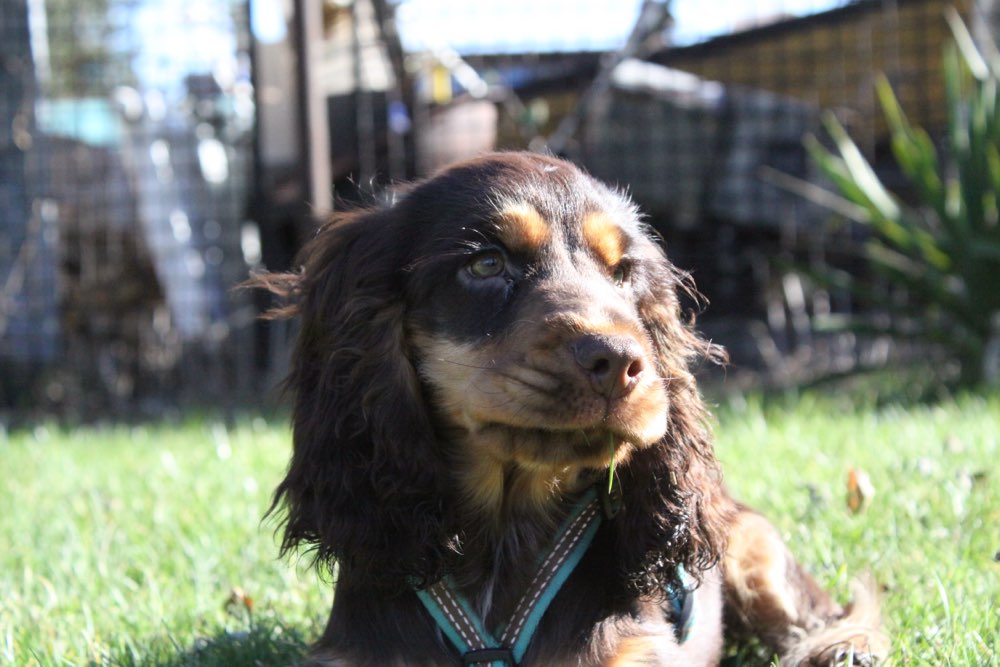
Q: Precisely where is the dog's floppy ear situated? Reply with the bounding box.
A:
[253,208,449,588]
[615,250,733,591]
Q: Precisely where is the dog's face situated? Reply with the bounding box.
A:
[261,152,726,588]
[401,154,673,476]
[258,153,881,666]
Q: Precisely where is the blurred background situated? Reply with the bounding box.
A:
[1,0,994,422]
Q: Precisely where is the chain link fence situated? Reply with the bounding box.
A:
[0,0,984,419]
[1,0,257,420]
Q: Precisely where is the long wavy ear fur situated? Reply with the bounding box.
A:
[251,209,449,589]
[616,250,734,593]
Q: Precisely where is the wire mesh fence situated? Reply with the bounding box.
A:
[1,0,258,419]
[0,0,985,419]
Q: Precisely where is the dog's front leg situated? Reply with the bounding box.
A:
[721,506,888,665]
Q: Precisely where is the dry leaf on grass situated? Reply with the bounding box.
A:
[847,467,875,514]
[225,586,254,616]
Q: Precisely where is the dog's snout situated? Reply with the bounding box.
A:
[572,334,646,398]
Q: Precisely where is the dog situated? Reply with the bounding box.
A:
[253,152,887,666]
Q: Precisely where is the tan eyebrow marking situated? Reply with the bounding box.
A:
[582,211,626,267]
[494,203,552,253]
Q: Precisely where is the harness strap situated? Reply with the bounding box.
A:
[665,564,696,643]
[415,487,601,666]
[417,576,501,663]
[500,490,601,657]
[415,485,695,666]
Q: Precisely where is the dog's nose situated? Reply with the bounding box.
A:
[572,334,646,398]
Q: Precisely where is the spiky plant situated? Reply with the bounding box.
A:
[805,9,1000,386]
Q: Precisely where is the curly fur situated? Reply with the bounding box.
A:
[613,264,731,593]
[251,152,886,666]
[258,208,454,589]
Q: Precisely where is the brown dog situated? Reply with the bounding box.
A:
[253,152,887,666]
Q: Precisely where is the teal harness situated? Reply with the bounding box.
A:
[414,486,694,666]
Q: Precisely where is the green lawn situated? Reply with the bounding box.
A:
[0,418,327,666]
[712,391,999,666]
[1,393,997,666]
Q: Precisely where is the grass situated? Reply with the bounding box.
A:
[1,392,998,666]
[712,390,1000,666]
[0,418,328,666]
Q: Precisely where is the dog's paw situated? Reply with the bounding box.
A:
[797,636,884,666]
[781,578,888,667]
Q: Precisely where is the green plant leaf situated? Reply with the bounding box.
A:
[805,135,877,222]
[821,112,901,221]
[800,10,1000,384]
[809,124,917,251]
[945,6,990,81]
[877,75,947,221]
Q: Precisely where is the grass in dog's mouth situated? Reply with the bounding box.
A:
[607,434,617,494]
[576,430,620,493]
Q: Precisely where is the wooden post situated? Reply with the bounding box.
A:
[292,0,332,214]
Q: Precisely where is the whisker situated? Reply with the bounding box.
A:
[432,356,497,371]
[464,227,493,245]
[493,369,560,394]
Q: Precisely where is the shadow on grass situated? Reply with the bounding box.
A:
[104,622,787,667]
[108,620,311,667]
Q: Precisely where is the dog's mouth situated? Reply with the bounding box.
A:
[465,417,662,472]
[414,332,670,467]
[482,372,670,451]
[427,373,669,464]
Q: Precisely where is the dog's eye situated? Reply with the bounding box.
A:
[468,251,506,279]
[612,261,632,287]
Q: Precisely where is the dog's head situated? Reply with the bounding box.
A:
[257,152,729,591]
